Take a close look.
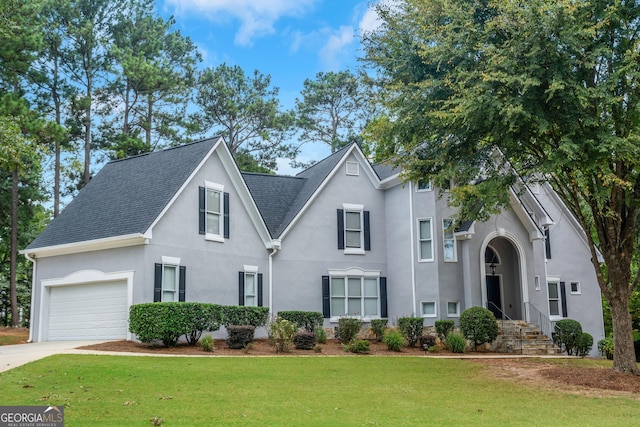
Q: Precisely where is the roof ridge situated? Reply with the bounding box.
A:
[108,136,221,164]
[295,142,355,177]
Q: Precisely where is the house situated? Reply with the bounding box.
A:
[22,137,605,354]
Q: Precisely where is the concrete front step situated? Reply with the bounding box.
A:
[494,320,563,355]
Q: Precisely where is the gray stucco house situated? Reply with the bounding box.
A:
[22,137,605,353]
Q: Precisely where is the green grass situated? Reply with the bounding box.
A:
[0,355,638,426]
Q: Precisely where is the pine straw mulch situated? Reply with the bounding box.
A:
[78,339,640,398]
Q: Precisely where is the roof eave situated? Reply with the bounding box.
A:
[21,233,148,259]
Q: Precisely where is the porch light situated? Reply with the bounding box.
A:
[490,262,496,276]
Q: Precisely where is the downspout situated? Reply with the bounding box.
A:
[268,240,281,314]
[23,252,36,343]
[408,182,417,315]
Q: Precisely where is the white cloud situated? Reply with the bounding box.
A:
[165,0,316,46]
[358,0,398,35]
[318,26,355,71]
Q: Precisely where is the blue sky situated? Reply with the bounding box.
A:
[156,0,382,174]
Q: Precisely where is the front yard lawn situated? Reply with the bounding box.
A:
[0,355,639,426]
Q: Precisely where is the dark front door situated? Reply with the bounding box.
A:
[486,275,502,319]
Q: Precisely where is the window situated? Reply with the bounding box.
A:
[544,229,551,259]
[418,218,434,261]
[548,280,567,318]
[322,269,386,319]
[199,182,229,241]
[421,301,437,317]
[154,257,185,302]
[337,205,370,253]
[535,275,541,291]
[447,301,460,317]
[239,268,263,307]
[346,161,359,176]
[417,180,431,191]
[570,281,581,295]
[443,219,457,262]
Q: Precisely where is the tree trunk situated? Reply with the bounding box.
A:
[10,165,19,327]
[609,290,639,373]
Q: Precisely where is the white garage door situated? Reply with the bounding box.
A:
[48,281,128,340]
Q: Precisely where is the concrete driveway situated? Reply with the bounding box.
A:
[0,341,109,373]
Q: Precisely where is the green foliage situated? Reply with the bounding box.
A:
[315,326,327,344]
[336,317,362,344]
[553,319,583,356]
[222,306,269,327]
[181,303,223,345]
[200,335,214,352]
[382,328,405,352]
[419,334,437,350]
[267,316,296,353]
[397,316,424,347]
[129,303,190,347]
[576,333,593,357]
[278,310,323,333]
[435,320,455,341]
[225,325,255,349]
[598,336,614,360]
[293,331,317,350]
[459,307,499,350]
[446,332,467,353]
[370,318,388,342]
[428,345,440,353]
[344,339,370,354]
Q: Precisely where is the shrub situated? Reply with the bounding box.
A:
[428,345,440,353]
[315,326,327,344]
[278,311,323,332]
[419,334,437,350]
[435,320,455,341]
[383,328,405,352]
[370,319,388,342]
[222,306,269,327]
[344,339,370,354]
[576,332,593,357]
[293,331,317,350]
[459,307,499,350]
[200,335,214,352]
[129,303,191,347]
[336,317,362,344]
[182,303,223,345]
[553,319,583,355]
[267,317,297,353]
[397,317,424,347]
[226,325,255,349]
[598,336,614,360]
[446,332,467,353]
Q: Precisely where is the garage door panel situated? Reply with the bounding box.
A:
[48,281,128,341]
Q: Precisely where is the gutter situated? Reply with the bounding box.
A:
[22,252,36,343]
[267,240,281,313]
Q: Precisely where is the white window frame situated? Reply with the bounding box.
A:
[535,275,541,291]
[442,218,457,262]
[343,203,364,255]
[547,278,562,320]
[417,218,434,262]
[204,181,224,243]
[421,301,437,318]
[161,256,180,302]
[447,301,460,317]
[328,268,380,321]
[345,161,359,176]
[416,180,432,191]
[570,281,581,295]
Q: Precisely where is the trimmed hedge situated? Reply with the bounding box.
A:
[182,303,223,345]
[226,325,256,349]
[278,311,323,332]
[293,331,317,350]
[222,306,269,327]
[419,334,437,350]
[459,307,499,350]
[553,319,583,355]
[397,317,424,347]
[435,320,455,340]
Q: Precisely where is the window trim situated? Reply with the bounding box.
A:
[535,275,541,291]
[416,180,432,192]
[417,217,434,262]
[447,301,460,317]
[547,277,567,320]
[442,218,457,262]
[155,256,185,302]
[570,281,581,295]
[327,268,381,321]
[345,161,359,176]
[421,301,437,318]
[204,181,225,243]
[342,203,365,255]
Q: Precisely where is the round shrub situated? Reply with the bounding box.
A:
[370,319,388,342]
[226,325,256,349]
[446,332,467,353]
[435,320,455,341]
[344,339,370,354]
[336,317,362,344]
[419,334,437,350]
[383,328,406,352]
[576,332,593,357]
[267,317,296,353]
[553,319,583,355]
[200,335,214,352]
[459,307,499,350]
[397,316,424,347]
[293,331,317,350]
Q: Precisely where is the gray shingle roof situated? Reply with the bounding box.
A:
[27,138,218,250]
[372,162,399,180]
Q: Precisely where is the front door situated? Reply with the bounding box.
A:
[486,275,502,319]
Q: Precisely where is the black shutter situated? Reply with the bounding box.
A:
[364,210,371,251]
[322,276,330,318]
[545,229,551,259]
[178,266,186,302]
[257,273,263,307]
[380,277,387,318]
[223,192,230,239]
[199,186,206,235]
[238,271,245,306]
[154,263,162,302]
[560,281,568,317]
[337,209,344,249]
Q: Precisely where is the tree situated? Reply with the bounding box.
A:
[363,0,640,373]
[192,64,296,171]
[295,70,368,153]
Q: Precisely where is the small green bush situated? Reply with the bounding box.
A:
[435,320,455,341]
[222,306,269,327]
[598,335,614,360]
[576,332,593,357]
[278,311,323,332]
[446,332,467,353]
[336,317,362,344]
[267,317,297,353]
[553,319,583,355]
[315,326,327,344]
[397,317,424,347]
[226,325,255,349]
[382,328,405,352]
[419,334,437,350]
[370,319,388,342]
[428,345,440,353]
[293,331,317,350]
[200,335,214,352]
[344,339,370,354]
[459,307,499,350]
